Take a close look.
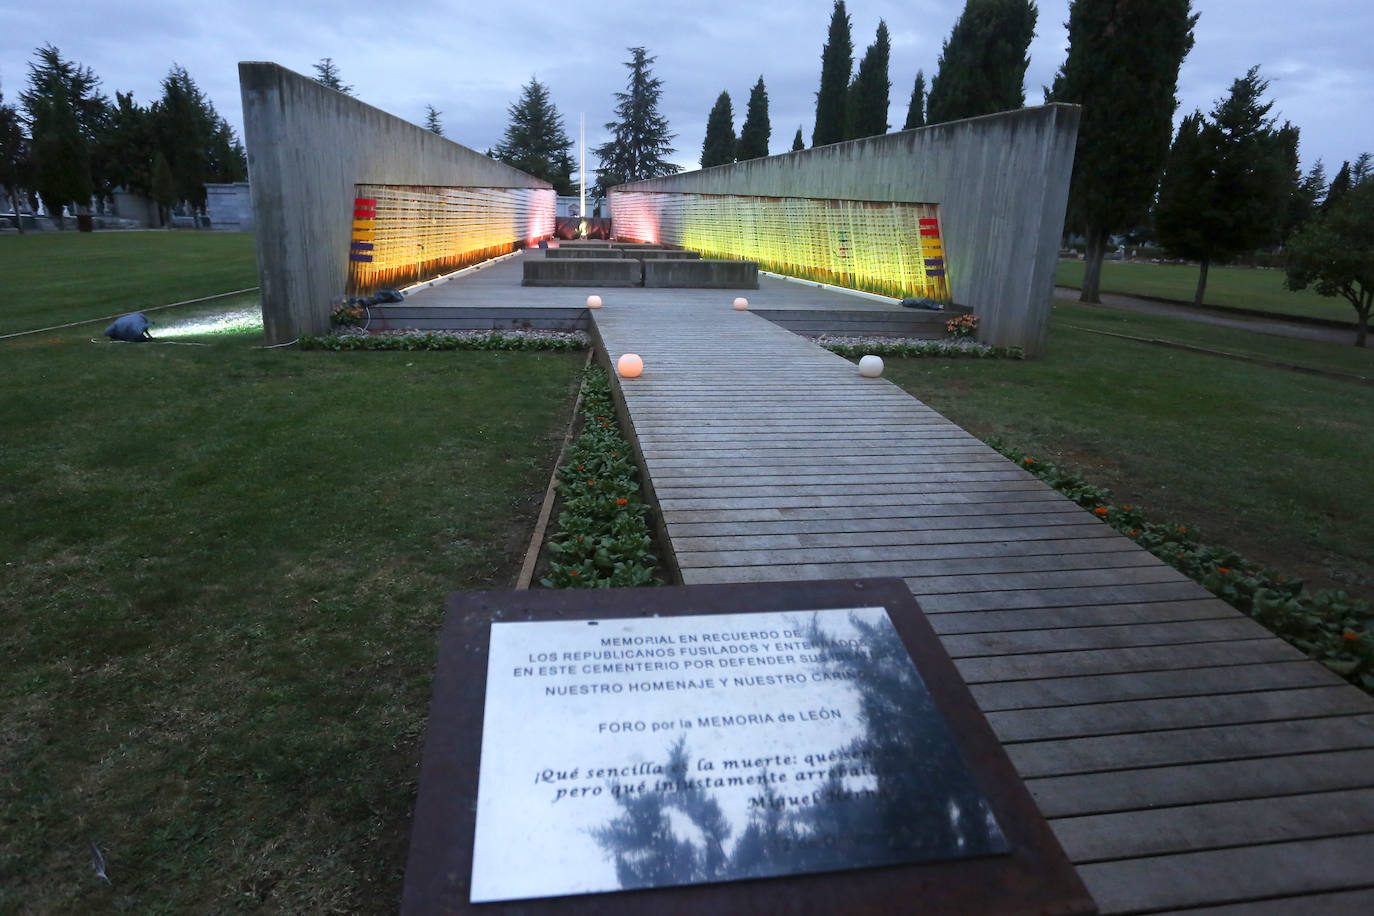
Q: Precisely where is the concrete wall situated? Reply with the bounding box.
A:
[611,104,1079,356]
[205,182,253,231]
[239,62,553,343]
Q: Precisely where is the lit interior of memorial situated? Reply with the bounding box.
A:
[347,184,555,295]
[610,190,951,302]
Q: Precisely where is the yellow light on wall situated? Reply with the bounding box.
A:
[617,354,644,378]
[347,184,555,297]
[610,190,952,303]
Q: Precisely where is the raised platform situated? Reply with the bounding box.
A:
[375,251,950,337]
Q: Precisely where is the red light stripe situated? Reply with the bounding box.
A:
[354,198,377,207]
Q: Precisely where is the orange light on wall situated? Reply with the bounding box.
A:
[347,184,555,296]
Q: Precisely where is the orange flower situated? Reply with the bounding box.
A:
[1123,505,1131,510]
[586,480,595,485]
[1344,632,1360,640]
[616,498,628,505]
[569,571,579,577]
[1218,567,1231,574]
[1130,530,1139,536]
[1094,507,1108,516]
[1023,458,1034,464]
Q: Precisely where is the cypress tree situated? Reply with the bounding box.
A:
[737,77,771,161]
[925,0,1037,125]
[903,70,926,130]
[595,47,679,195]
[792,127,805,151]
[847,20,891,139]
[700,91,736,168]
[812,1,852,147]
[1050,0,1196,303]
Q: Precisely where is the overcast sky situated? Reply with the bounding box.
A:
[3,0,1371,181]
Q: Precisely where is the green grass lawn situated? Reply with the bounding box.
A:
[0,231,259,335]
[1,318,584,911]
[883,305,1374,600]
[1056,258,1356,324]
[1054,300,1374,379]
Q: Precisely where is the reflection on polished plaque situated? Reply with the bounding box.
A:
[469,607,1008,903]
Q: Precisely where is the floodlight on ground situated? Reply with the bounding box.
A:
[586,295,602,309]
[859,355,885,378]
[617,354,643,378]
[733,297,749,310]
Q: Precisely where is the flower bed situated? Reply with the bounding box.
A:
[299,329,589,351]
[540,366,659,588]
[997,442,1372,692]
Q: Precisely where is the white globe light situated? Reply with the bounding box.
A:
[733,297,749,310]
[586,295,602,309]
[617,353,644,378]
[858,355,884,378]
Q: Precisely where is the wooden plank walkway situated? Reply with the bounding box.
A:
[590,300,1374,914]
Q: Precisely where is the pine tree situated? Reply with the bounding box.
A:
[903,70,926,130]
[1155,67,1293,304]
[812,1,852,147]
[1325,161,1353,212]
[1049,0,1196,302]
[312,58,353,95]
[151,66,219,213]
[700,91,736,168]
[926,0,1037,125]
[0,90,31,234]
[792,127,805,151]
[424,105,443,136]
[594,47,678,195]
[847,20,891,139]
[100,90,154,196]
[149,149,175,226]
[493,77,575,193]
[21,44,106,227]
[737,77,771,161]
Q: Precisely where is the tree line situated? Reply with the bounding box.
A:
[0,44,247,231]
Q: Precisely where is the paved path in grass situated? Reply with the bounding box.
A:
[590,299,1374,915]
[1053,286,1358,345]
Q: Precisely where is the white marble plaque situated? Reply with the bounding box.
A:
[469,607,1007,902]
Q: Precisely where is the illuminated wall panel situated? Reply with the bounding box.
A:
[347,184,555,295]
[610,191,951,301]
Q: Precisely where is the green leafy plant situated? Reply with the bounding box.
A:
[299,330,588,351]
[995,442,1372,692]
[540,366,659,588]
[821,339,1021,359]
[944,313,979,338]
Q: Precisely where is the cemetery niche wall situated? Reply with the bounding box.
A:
[610,104,1079,357]
[403,578,1096,915]
[238,62,554,343]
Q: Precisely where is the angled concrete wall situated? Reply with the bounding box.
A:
[239,62,553,343]
[611,104,1079,356]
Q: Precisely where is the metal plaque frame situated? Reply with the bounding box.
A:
[402,578,1096,915]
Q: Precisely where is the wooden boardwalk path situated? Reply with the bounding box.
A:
[589,299,1374,914]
